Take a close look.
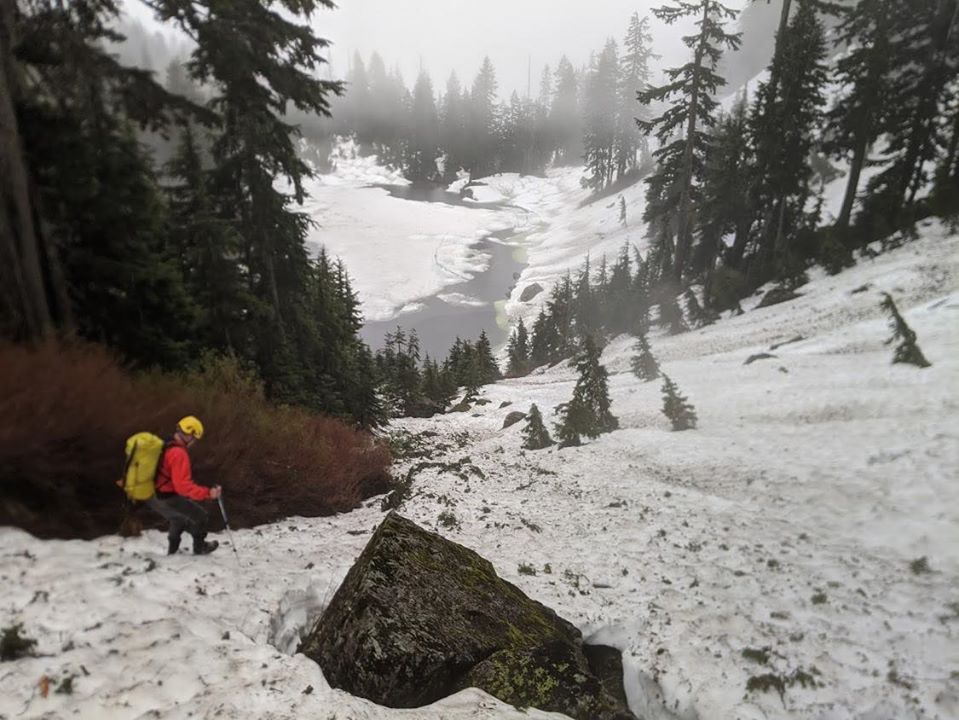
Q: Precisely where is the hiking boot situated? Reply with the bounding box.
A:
[168,535,181,555]
[194,540,219,555]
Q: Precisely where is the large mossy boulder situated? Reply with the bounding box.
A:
[300,512,635,720]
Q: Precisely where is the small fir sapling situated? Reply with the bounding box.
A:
[522,404,554,450]
[630,334,661,381]
[554,336,618,447]
[661,374,697,430]
[880,293,931,368]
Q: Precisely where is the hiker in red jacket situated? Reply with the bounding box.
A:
[147,416,222,556]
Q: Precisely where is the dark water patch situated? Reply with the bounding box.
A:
[360,232,527,360]
[373,183,510,211]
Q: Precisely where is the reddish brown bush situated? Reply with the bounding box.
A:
[0,340,392,539]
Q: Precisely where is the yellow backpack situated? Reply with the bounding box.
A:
[122,432,166,501]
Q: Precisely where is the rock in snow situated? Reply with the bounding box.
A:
[300,512,635,720]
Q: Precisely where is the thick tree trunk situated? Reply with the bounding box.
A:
[0,0,52,338]
[673,0,709,286]
[837,134,868,230]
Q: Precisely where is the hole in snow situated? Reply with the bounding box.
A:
[267,584,330,655]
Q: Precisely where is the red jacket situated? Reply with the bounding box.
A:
[155,438,211,501]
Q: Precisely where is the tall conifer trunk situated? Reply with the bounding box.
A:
[673,1,709,285]
[0,0,52,338]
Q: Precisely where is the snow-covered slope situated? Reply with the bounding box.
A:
[2,220,957,719]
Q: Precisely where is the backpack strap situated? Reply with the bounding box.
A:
[153,441,175,495]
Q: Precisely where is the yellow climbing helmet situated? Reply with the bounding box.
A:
[177,415,205,440]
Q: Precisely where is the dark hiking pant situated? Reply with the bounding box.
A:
[147,495,208,548]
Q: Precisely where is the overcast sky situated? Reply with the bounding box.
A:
[123,0,751,99]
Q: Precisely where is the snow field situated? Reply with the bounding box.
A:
[3,220,955,719]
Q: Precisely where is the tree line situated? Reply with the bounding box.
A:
[638,0,958,304]
[1,0,384,427]
[324,11,658,187]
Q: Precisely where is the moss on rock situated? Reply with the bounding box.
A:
[299,512,634,719]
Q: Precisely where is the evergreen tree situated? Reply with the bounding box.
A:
[548,273,577,361]
[637,0,741,285]
[506,317,531,377]
[748,0,829,282]
[554,335,618,447]
[468,57,499,177]
[440,72,467,179]
[583,39,620,190]
[573,256,602,342]
[606,241,634,336]
[551,57,583,166]
[529,307,556,368]
[824,0,897,233]
[474,330,502,384]
[405,70,440,182]
[630,334,661,381]
[166,123,252,355]
[617,13,658,175]
[862,0,959,235]
[631,246,653,336]
[699,94,754,289]
[684,287,718,327]
[421,355,454,409]
[661,374,698,430]
[147,0,349,407]
[522,404,554,450]
[880,293,931,368]
[658,286,689,335]
[7,0,206,356]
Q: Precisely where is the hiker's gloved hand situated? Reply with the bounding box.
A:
[210,485,222,500]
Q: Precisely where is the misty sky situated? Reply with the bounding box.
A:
[123,0,752,99]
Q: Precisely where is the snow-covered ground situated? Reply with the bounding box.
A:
[299,139,640,330]
[2,218,957,719]
[302,140,540,323]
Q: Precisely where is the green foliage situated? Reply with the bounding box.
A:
[506,318,531,377]
[7,0,386,427]
[880,293,931,368]
[521,404,554,451]
[630,335,661,381]
[661,374,697,430]
[747,0,829,284]
[657,285,689,335]
[638,0,742,284]
[684,288,718,328]
[554,336,618,447]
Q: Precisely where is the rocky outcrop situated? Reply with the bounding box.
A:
[300,512,635,719]
[502,411,527,429]
[520,283,545,302]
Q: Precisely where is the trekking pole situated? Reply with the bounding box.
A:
[217,493,243,569]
